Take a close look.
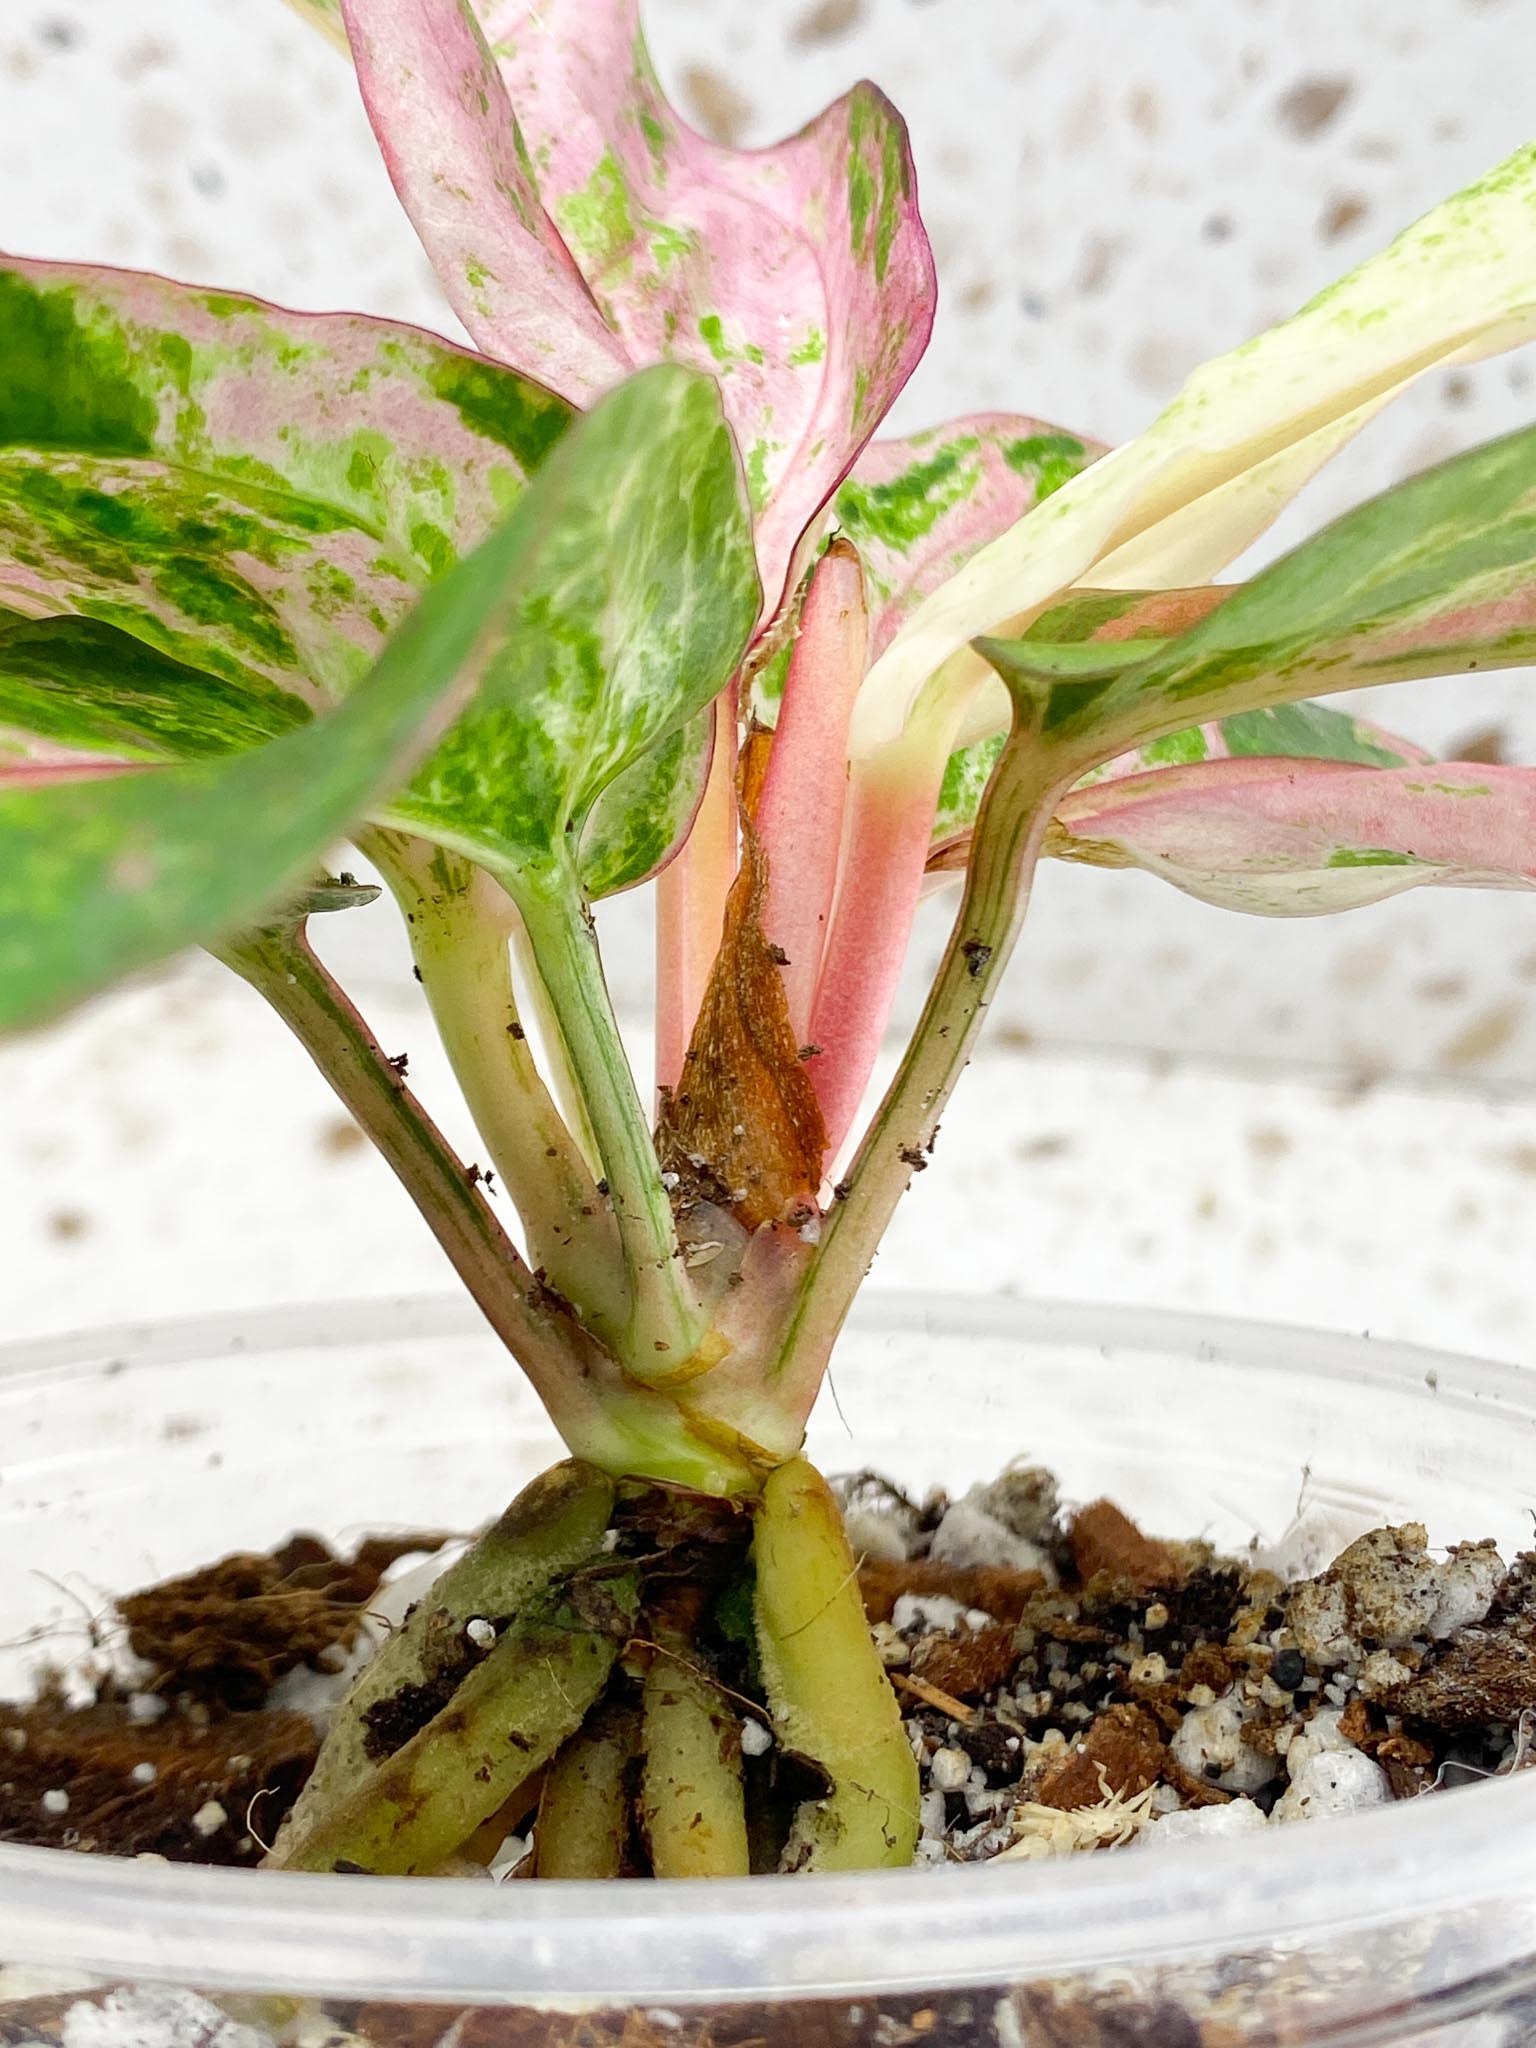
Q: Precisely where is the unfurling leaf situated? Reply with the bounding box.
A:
[1047,757,1536,915]
[979,424,1536,767]
[339,0,935,611]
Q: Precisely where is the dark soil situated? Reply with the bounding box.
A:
[1,1527,447,1861]
[4,1476,1536,1873]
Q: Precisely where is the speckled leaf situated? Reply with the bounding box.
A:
[855,139,1536,759]
[836,414,1106,658]
[980,425,1536,765]
[0,604,309,762]
[339,0,630,406]
[0,449,595,1032]
[385,364,759,892]
[0,258,571,730]
[1047,757,1536,915]
[578,703,714,897]
[342,0,935,612]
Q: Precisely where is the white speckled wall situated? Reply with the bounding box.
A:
[0,0,1533,1091]
[1,2,1533,1361]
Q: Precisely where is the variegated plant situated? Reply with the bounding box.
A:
[3,0,1535,1881]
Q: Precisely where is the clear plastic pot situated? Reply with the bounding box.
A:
[3,1292,1535,2047]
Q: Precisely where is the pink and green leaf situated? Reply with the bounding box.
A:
[0,258,571,723]
[0,362,750,1032]
[1047,756,1536,915]
[979,424,1536,768]
[341,0,936,611]
[835,414,1105,656]
[339,0,630,406]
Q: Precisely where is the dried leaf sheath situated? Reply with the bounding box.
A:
[657,733,827,1232]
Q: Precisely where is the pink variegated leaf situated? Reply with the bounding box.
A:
[835,415,1107,656]
[0,256,571,729]
[339,0,629,405]
[343,0,935,612]
[1046,757,1536,915]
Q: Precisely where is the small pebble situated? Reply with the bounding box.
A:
[1148,1797,1269,1845]
[740,1717,773,1758]
[1270,1647,1306,1692]
[1171,1692,1277,1795]
[1274,1748,1391,1824]
[928,1745,972,1792]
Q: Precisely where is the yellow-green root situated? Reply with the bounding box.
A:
[268,1574,637,1874]
[270,1461,617,1869]
[753,1458,920,1871]
[536,1704,637,1879]
[639,1637,751,1879]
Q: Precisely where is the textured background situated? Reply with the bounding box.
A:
[1,0,1534,1359]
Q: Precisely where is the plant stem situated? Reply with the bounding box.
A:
[755,538,869,1041]
[362,829,628,1340]
[771,709,1065,1409]
[216,919,613,1421]
[221,913,756,1490]
[805,691,957,1163]
[515,851,706,1376]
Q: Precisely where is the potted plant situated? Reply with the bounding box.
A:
[3,0,1536,2039]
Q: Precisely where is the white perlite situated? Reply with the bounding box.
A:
[190,1800,227,1838]
[1274,1748,1392,1824]
[40,1787,69,1816]
[740,1717,773,1758]
[61,1985,273,2048]
[1282,1705,1352,1782]
[928,1745,973,1793]
[1288,1524,1441,1659]
[465,1616,496,1650]
[928,1493,1053,1576]
[1148,1797,1269,1846]
[1170,1691,1277,1795]
[1429,1542,1506,1640]
[891,1592,969,1635]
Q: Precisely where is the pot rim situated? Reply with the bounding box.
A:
[3,1290,1534,2007]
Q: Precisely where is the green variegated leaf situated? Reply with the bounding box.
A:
[978,425,1536,768]
[856,139,1536,760]
[385,366,758,897]
[0,258,571,726]
[0,605,307,760]
[0,408,619,1030]
[579,706,715,898]
[0,370,739,1029]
